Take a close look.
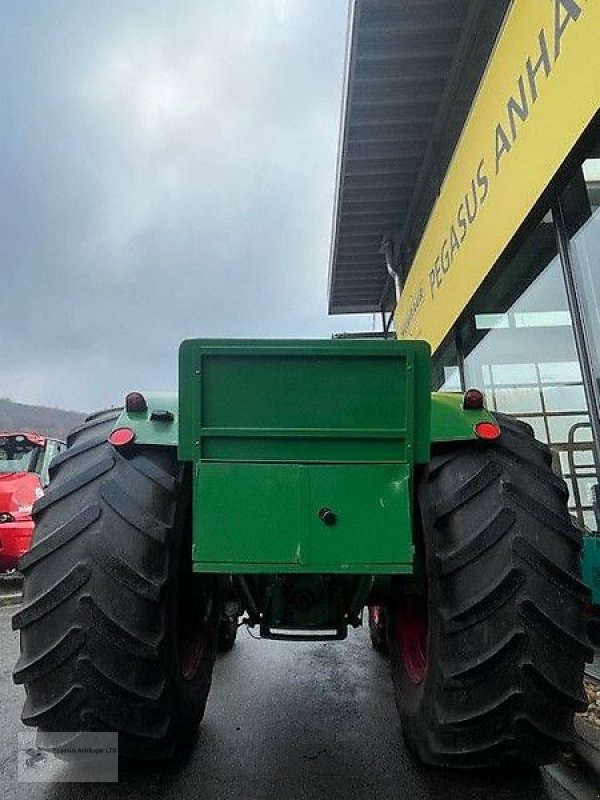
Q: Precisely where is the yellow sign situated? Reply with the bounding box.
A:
[394,0,600,352]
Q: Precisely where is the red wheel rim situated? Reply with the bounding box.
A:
[394,597,428,684]
[179,620,206,680]
[369,605,382,626]
[178,588,209,681]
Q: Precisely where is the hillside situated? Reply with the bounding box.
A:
[0,398,87,441]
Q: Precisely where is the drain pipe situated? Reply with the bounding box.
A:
[381,237,402,302]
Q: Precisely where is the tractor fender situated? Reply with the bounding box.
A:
[113,391,498,448]
[111,391,178,447]
[430,391,498,444]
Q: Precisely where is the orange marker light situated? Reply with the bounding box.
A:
[463,388,484,410]
[125,392,147,413]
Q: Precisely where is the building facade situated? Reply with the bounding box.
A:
[329,0,600,533]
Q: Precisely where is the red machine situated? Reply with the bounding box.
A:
[0,432,65,571]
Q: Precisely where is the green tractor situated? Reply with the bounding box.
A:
[13,339,599,768]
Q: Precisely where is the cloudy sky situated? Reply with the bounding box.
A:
[2,0,373,412]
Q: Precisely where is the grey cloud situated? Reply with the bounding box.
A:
[2,1,372,412]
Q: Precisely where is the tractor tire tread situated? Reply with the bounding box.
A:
[13,563,91,629]
[66,410,121,446]
[13,411,216,760]
[392,416,591,768]
[18,506,101,573]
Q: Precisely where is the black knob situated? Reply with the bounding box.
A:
[318,507,337,526]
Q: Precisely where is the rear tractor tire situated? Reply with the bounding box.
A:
[389,414,593,768]
[13,409,218,760]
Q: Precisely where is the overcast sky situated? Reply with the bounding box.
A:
[2,0,373,412]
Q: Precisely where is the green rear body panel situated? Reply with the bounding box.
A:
[179,338,431,574]
[193,462,411,573]
[179,339,431,464]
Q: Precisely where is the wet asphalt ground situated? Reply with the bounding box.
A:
[0,604,596,800]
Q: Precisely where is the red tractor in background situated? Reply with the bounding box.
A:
[0,432,65,571]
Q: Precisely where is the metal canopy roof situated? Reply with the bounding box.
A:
[328,0,510,315]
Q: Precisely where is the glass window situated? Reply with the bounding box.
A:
[39,440,61,486]
[432,334,462,392]
[561,145,600,423]
[0,435,42,475]
[555,134,600,531]
[460,211,597,529]
[492,387,542,414]
[543,384,587,413]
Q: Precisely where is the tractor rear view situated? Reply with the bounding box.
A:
[13,339,596,768]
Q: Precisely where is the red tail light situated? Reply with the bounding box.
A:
[108,427,136,447]
[474,421,501,440]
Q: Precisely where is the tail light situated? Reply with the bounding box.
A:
[108,427,136,447]
[463,388,484,410]
[125,392,147,413]
[475,421,501,440]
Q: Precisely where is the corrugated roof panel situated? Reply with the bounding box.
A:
[328,0,508,315]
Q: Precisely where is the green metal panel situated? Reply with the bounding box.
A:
[179,338,431,464]
[112,389,494,451]
[430,392,498,443]
[179,339,429,575]
[192,462,412,573]
[582,533,600,606]
[112,392,178,446]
